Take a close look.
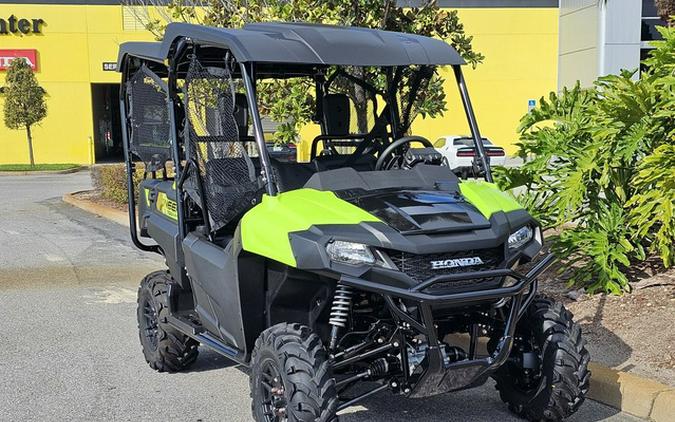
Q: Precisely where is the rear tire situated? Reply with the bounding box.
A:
[250,323,338,422]
[493,296,590,421]
[137,270,199,372]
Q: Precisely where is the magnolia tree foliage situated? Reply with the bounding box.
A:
[128,0,483,143]
[495,25,675,294]
[655,0,675,23]
[2,58,47,166]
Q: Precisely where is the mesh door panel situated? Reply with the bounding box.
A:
[185,60,259,231]
[127,67,171,170]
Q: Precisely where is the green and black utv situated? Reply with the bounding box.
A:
[117,22,589,422]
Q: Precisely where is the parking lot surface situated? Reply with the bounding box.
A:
[0,172,639,421]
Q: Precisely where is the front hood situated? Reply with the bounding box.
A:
[336,189,491,234]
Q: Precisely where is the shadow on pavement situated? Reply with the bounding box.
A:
[577,295,632,368]
[338,381,626,422]
[184,349,241,373]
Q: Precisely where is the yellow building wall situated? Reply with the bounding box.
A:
[298,7,559,159]
[0,4,153,165]
[0,4,557,164]
[412,8,559,156]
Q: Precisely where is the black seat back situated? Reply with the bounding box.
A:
[322,93,351,136]
[234,93,249,138]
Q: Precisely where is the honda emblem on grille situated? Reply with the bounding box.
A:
[430,257,484,269]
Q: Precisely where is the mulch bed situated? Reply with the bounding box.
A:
[73,190,127,212]
[539,260,675,386]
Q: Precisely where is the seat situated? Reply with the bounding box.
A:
[184,61,260,233]
[311,94,368,158]
[242,157,315,193]
[312,153,376,172]
[234,93,251,139]
[310,93,374,171]
[270,160,315,192]
[322,93,351,136]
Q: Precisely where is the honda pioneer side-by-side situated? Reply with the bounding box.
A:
[117,22,589,422]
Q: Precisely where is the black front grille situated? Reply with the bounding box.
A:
[386,247,504,292]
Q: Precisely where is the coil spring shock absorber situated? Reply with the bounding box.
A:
[328,284,353,350]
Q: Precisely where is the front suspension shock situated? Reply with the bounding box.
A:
[328,283,354,350]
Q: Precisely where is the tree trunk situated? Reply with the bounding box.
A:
[351,67,369,134]
[26,125,35,167]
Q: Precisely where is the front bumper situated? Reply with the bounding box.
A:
[338,253,556,397]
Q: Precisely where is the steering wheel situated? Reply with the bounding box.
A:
[375,135,434,170]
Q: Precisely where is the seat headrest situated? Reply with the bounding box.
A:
[322,93,350,136]
[234,93,249,137]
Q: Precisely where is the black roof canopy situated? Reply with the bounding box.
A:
[117,22,465,70]
[117,41,164,65]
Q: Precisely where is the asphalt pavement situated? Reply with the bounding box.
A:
[0,171,641,421]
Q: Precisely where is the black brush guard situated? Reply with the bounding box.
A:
[337,253,555,398]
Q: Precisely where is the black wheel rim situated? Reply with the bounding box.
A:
[260,358,287,422]
[140,296,159,351]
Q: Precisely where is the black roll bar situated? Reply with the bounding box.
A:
[167,42,188,241]
[119,67,161,255]
[239,62,277,196]
[452,65,493,183]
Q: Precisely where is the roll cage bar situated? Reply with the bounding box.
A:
[118,25,493,255]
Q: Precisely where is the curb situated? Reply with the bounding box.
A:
[0,166,85,176]
[587,363,674,420]
[62,190,675,420]
[62,190,130,227]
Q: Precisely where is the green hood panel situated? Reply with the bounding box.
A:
[240,189,381,267]
[459,181,523,217]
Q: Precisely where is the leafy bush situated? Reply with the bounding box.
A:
[91,164,144,205]
[495,25,674,294]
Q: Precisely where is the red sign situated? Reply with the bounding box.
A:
[0,49,38,71]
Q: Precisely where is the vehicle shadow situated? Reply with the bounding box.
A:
[338,379,623,422]
[576,294,632,368]
[183,348,241,373]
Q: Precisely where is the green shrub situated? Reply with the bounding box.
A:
[90,164,144,205]
[495,25,674,294]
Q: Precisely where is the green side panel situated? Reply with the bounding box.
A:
[459,181,523,217]
[240,189,381,267]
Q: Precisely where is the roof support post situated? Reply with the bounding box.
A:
[452,65,493,183]
[167,48,187,241]
[239,62,277,196]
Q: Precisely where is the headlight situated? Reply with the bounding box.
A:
[326,241,375,265]
[508,226,534,250]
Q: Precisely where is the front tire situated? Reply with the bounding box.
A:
[250,323,338,422]
[137,270,199,372]
[493,296,590,421]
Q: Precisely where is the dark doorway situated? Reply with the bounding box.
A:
[91,84,123,162]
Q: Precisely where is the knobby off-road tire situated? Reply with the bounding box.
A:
[137,270,199,372]
[250,323,338,422]
[494,296,590,421]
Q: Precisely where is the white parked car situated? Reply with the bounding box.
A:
[433,135,506,176]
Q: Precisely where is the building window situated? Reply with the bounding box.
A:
[641,17,664,42]
[640,0,667,73]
